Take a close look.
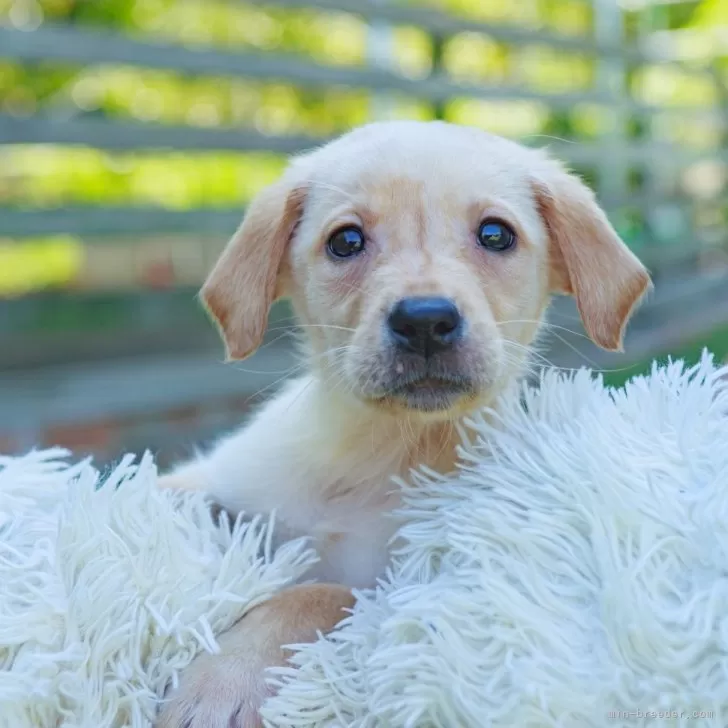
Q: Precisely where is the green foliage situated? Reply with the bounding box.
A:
[0,0,725,304]
[0,0,611,215]
[0,0,721,215]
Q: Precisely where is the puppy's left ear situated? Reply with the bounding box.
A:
[201,172,307,361]
[532,164,652,351]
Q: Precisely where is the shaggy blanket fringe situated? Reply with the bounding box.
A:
[262,353,728,728]
[2,353,728,727]
[0,451,316,727]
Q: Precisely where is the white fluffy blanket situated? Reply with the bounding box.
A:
[0,452,315,727]
[2,354,728,727]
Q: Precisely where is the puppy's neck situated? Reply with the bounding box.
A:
[302,373,468,476]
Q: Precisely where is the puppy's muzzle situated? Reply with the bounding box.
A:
[387,296,463,358]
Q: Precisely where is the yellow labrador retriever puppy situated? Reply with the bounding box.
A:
[156,120,650,727]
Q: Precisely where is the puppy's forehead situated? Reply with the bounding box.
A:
[300,123,540,211]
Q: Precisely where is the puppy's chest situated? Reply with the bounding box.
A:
[306,492,403,589]
[276,436,456,589]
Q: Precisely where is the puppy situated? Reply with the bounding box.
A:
[155,120,650,727]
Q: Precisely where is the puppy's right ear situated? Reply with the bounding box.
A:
[200,174,307,361]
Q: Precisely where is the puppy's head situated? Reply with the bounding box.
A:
[203,121,650,420]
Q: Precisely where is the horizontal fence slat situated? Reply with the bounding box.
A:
[252,0,712,73]
[0,113,324,153]
[0,25,723,122]
[0,25,609,109]
[0,207,243,238]
[252,0,616,57]
[0,344,297,430]
[0,294,293,369]
[2,113,727,167]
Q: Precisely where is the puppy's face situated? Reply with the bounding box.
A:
[203,122,650,420]
[286,132,551,417]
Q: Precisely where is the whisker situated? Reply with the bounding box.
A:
[496,317,636,373]
[520,134,576,145]
[546,309,585,324]
[240,362,307,402]
[267,313,299,325]
[232,342,359,400]
[501,339,572,374]
[503,339,571,371]
[307,179,357,202]
[229,361,301,377]
[431,419,454,465]
[496,317,606,371]
[281,377,317,416]
[536,328,606,370]
[333,279,368,298]
[502,339,641,378]
[397,418,416,460]
[496,318,591,341]
[266,323,357,334]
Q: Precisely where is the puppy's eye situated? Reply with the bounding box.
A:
[477,219,516,251]
[327,226,366,259]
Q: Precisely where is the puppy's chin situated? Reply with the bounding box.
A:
[356,376,480,419]
[385,378,475,412]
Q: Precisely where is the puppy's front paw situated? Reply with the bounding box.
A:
[156,651,271,728]
[155,584,355,728]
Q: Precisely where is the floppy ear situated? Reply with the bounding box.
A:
[532,166,652,351]
[200,175,307,361]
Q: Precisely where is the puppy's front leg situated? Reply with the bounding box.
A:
[157,464,209,493]
[156,583,354,728]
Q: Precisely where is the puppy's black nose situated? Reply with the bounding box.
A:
[388,297,463,356]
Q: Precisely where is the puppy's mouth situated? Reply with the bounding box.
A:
[379,376,475,412]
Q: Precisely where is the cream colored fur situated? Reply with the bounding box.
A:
[156,120,650,728]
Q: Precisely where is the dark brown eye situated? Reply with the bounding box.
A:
[477,219,516,251]
[327,226,366,259]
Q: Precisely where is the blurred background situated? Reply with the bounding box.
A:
[0,0,727,468]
